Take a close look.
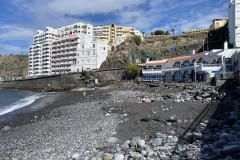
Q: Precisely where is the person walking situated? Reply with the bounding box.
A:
[83,90,86,99]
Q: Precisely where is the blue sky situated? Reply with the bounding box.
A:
[0,0,229,55]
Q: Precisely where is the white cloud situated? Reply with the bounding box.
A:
[0,25,35,41]
[48,0,146,16]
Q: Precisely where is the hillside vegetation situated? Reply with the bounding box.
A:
[0,55,28,77]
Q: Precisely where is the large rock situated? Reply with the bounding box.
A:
[103,153,114,160]
[214,139,227,148]
[1,126,11,132]
[212,148,223,158]
[152,138,162,146]
[220,133,236,142]
[107,137,118,144]
[137,139,145,148]
[201,93,210,98]
[130,136,141,147]
[208,119,219,128]
[128,151,143,158]
[223,145,240,155]
[114,153,124,160]
[195,96,202,101]
[155,133,167,139]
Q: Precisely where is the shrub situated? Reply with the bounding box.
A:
[131,36,142,46]
[124,64,141,79]
[81,70,88,76]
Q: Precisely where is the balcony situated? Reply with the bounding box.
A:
[142,63,223,74]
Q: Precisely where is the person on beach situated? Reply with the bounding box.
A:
[145,97,151,102]
[83,90,86,99]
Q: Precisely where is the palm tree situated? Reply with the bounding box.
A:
[171,29,175,36]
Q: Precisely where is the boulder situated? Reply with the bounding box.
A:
[1,126,11,132]
[192,132,202,139]
[212,148,223,158]
[152,138,162,146]
[130,137,141,147]
[208,119,219,128]
[167,136,178,143]
[114,153,124,160]
[155,133,167,139]
[103,153,114,160]
[128,151,143,158]
[214,139,227,148]
[137,139,145,148]
[201,93,210,98]
[195,96,202,101]
[223,145,240,155]
[107,137,118,144]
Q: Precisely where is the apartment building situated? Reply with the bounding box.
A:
[229,0,240,48]
[28,22,108,77]
[209,19,228,30]
[93,23,143,44]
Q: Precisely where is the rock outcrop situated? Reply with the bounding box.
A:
[0,55,28,77]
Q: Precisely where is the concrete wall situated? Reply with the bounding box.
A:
[0,69,124,92]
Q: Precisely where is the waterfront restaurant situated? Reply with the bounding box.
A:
[142,43,240,82]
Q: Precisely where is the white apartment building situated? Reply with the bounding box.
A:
[142,45,239,82]
[229,0,240,48]
[28,22,108,77]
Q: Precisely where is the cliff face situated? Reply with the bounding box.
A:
[100,32,208,69]
[101,25,229,70]
[0,55,28,77]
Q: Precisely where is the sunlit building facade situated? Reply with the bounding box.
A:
[28,22,108,77]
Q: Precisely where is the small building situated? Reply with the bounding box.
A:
[142,45,240,83]
[209,19,228,30]
[184,29,209,34]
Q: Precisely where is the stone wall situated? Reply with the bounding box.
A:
[0,69,125,92]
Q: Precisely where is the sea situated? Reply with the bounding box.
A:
[0,89,45,116]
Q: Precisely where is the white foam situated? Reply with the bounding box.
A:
[0,94,45,116]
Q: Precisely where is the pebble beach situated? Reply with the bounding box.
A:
[0,82,240,160]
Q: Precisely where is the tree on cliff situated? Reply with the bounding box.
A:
[131,36,142,46]
[171,29,175,35]
[124,64,141,80]
[154,30,165,35]
[165,31,170,35]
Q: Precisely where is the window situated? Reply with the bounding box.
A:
[93,50,96,55]
[93,44,95,48]
[103,47,105,50]
[82,51,84,56]
[225,58,232,64]
[82,45,84,49]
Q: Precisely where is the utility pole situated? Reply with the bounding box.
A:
[194,61,197,82]
[203,41,204,52]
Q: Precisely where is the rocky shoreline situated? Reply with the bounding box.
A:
[0,82,239,159]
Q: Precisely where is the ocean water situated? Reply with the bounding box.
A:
[0,89,44,116]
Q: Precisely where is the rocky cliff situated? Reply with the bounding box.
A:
[101,25,229,69]
[0,55,28,77]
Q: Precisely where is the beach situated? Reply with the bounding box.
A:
[0,82,239,159]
